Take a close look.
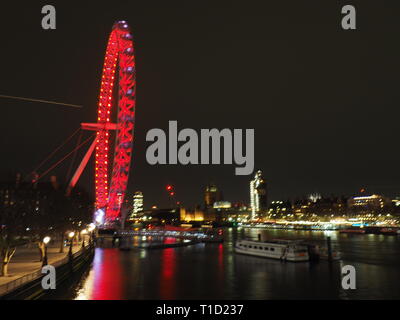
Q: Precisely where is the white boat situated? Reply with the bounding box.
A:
[234,239,309,262]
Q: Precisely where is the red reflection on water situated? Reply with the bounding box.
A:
[215,243,225,296]
[163,237,176,245]
[218,243,224,270]
[160,247,176,299]
[218,243,224,281]
[91,249,123,300]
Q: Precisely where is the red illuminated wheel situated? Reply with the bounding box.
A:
[95,21,136,222]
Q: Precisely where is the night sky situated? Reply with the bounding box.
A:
[1,1,400,208]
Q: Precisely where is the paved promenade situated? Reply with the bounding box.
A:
[0,241,84,287]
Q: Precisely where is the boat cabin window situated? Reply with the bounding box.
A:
[270,248,275,251]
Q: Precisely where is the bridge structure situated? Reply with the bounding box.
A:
[96,228,225,246]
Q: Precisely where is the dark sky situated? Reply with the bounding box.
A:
[1,1,400,208]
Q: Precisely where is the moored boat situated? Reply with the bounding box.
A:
[235,239,309,262]
[379,227,399,235]
[339,228,366,234]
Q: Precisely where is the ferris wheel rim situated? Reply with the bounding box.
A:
[95,21,136,222]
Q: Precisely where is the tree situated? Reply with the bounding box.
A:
[0,183,26,276]
[51,186,93,252]
[0,234,17,277]
[0,177,93,274]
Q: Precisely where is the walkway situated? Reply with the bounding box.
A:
[0,241,84,287]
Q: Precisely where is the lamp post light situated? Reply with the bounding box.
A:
[42,236,51,267]
[88,223,96,246]
[88,223,95,233]
[81,229,88,248]
[68,232,75,256]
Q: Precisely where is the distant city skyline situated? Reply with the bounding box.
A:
[3,170,399,211]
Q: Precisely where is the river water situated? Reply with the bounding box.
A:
[54,228,400,300]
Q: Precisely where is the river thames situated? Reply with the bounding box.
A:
[53,228,400,300]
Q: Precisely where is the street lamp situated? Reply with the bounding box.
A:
[68,232,75,256]
[87,223,96,246]
[81,229,88,248]
[42,236,51,267]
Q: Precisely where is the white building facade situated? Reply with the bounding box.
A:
[250,170,267,220]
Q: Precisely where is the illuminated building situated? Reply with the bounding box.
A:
[249,170,267,219]
[232,202,248,212]
[308,193,321,203]
[212,201,251,224]
[268,200,292,219]
[390,197,400,216]
[140,207,180,225]
[392,197,400,207]
[131,191,144,218]
[348,194,390,212]
[213,201,232,209]
[292,199,311,218]
[180,207,206,222]
[0,175,92,228]
[204,183,222,209]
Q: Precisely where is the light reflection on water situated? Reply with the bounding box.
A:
[323,230,337,239]
[60,228,400,300]
[160,248,176,299]
[75,249,123,300]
